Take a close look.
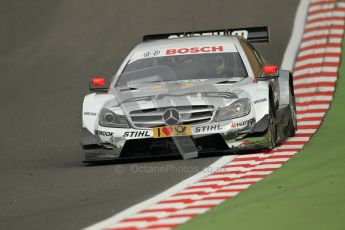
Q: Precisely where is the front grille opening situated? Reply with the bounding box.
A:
[139,108,159,113]
[194,134,230,153]
[182,118,210,125]
[120,134,230,158]
[130,105,214,128]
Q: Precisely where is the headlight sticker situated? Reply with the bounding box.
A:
[231,118,255,129]
[254,98,268,104]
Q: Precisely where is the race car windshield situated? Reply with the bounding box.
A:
[115,52,247,87]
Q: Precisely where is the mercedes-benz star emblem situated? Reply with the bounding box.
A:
[163,109,180,126]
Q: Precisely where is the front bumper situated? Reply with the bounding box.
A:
[82,114,271,162]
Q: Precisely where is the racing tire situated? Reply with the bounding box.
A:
[268,100,277,149]
[287,89,297,137]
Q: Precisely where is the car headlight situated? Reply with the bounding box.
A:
[99,108,129,128]
[215,98,251,122]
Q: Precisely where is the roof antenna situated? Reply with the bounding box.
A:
[191,16,195,36]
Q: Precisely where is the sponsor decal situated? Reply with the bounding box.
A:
[143,50,160,57]
[166,46,223,55]
[254,98,268,104]
[231,122,237,128]
[83,112,97,116]
[194,125,222,133]
[174,79,205,83]
[150,82,194,91]
[95,130,114,136]
[150,85,164,90]
[167,30,249,39]
[123,130,151,138]
[153,125,192,138]
[174,83,194,87]
[231,118,255,129]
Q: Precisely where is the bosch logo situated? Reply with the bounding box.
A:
[163,109,181,126]
[166,46,223,55]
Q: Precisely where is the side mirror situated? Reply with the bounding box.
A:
[89,77,108,92]
[257,65,279,81]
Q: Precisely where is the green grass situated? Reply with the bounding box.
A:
[177,40,345,230]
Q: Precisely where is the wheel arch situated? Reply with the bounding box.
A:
[278,70,293,108]
[82,93,115,134]
[289,71,295,97]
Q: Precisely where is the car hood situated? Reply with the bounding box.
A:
[105,78,252,113]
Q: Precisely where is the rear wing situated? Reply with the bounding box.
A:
[143,26,269,44]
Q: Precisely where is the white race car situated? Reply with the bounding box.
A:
[82,27,297,162]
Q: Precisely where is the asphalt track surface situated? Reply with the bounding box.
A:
[0,0,300,229]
